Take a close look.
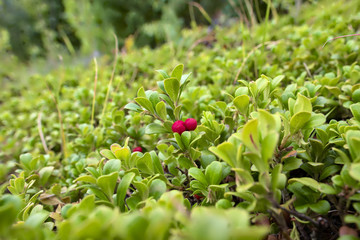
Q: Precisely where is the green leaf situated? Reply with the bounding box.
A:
[103,159,121,175]
[288,177,320,191]
[124,102,142,112]
[258,109,281,133]
[349,163,360,181]
[11,177,24,194]
[132,181,149,200]
[319,165,341,181]
[157,81,166,93]
[136,153,154,175]
[164,77,180,103]
[78,194,95,212]
[290,111,312,133]
[100,149,116,159]
[303,113,326,129]
[137,87,146,98]
[189,168,208,186]
[242,119,260,153]
[97,172,119,199]
[170,64,184,81]
[346,130,360,162]
[205,161,223,185]
[145,123,169,134]
[150,151,164,175]
[181,131,191,149]
[113,148,131,162]
[174,105,182,120]
[352,88,360,102]
[20,153,33,171]
[156,101,167,120]
[215,199,232,209]
[209,142,237,168]
[174,133,185,151]
[74,175,97,184]
[309,200,330,214]
[116,172,135,211]
[39,166,54,186]
[271,164,282,190]
[261,133,279,162]
[319,183,338,194]
[271,75,285,89]
[149,91,160,108]
[156,69,170,79]
[149,179,166,200]
[350,103,360,121]
[135,97,155,114]
[293,93,312,114]
[180,72,192,85]
[233,95,250,115]
[25,210,49,228]
[283,158,302,171]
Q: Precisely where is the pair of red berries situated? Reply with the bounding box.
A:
[172,118,197,135]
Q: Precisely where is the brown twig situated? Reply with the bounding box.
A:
[322,33,360,48]
[279,205,319,227]
[303,62,313,79]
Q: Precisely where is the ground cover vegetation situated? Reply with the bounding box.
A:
[1,0,360,239]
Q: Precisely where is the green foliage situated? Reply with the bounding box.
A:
[1,0,360,239]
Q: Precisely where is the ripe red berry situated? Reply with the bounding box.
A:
[194,194,203,200]
[172,120,186,135]
[185,118,197,131]
[133,146,143,152]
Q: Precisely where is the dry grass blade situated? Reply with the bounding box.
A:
[100,33,119,125]
[91,57,98,126]
[322,33,360,48]
[37,112,49,153]
[233,40,281,84]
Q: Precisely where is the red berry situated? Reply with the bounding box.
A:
[172,120,186,135]
[185,118,197,131]
[133,146,143,152]
[194,194,202,200]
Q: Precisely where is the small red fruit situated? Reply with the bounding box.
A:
[172,120,186,135]
[185,118,197,131]
[133,147,143,152]
[194,194,203,200]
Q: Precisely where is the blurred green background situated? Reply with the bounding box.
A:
[0,0,300,62]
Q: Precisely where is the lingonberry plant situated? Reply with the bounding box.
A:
[1,1,360,240]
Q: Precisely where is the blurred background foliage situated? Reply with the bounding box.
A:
[0,0,303,62]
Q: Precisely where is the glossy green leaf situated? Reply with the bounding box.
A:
[97,172,119,199]
[205,161,223,185]
[135,97,155,114]
[74,175,97,184]
[293,93,312,114]
[189,168,208,186]
[103,159,121,175]
[100,149,116,160]
[241,119,259,153]
[155,101,167,120]
[290,111,311,133]
[170,64,184,81]
[116,172,135,211]
[145,123,169,134]
[233,95,249,115]
[164,77,180,103]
